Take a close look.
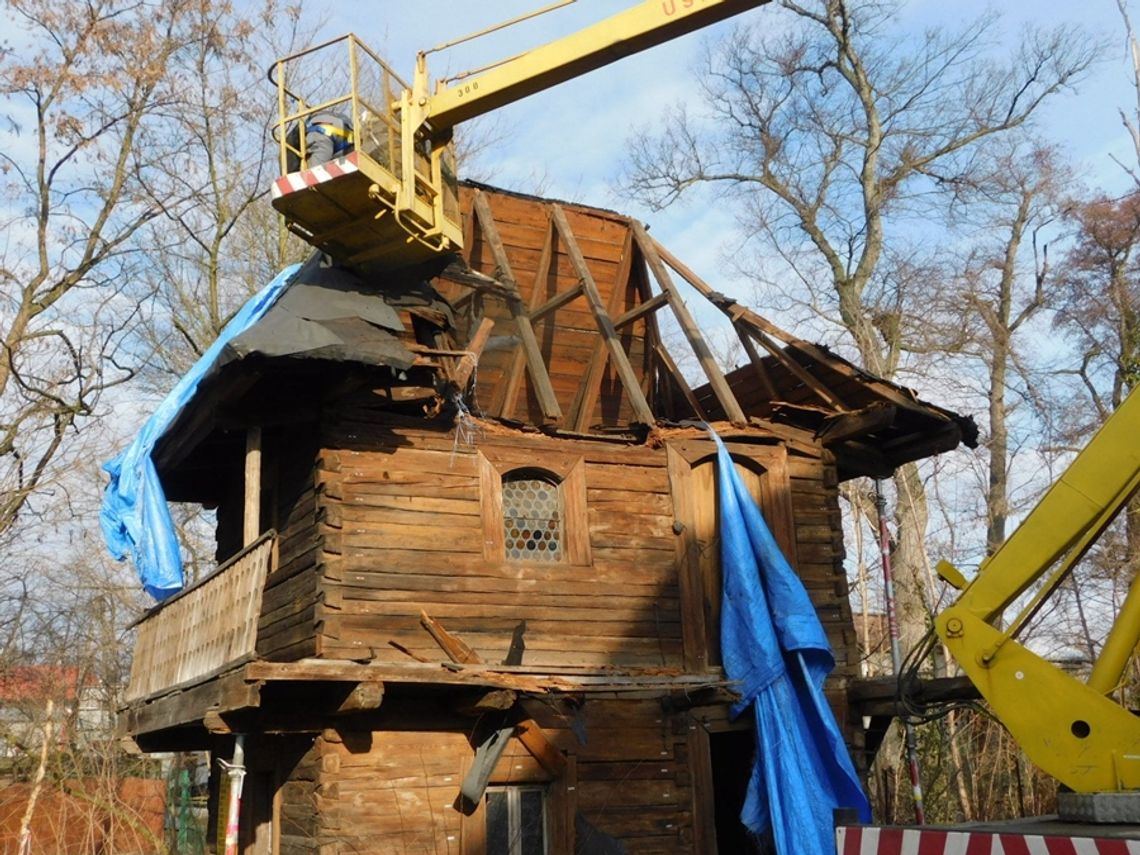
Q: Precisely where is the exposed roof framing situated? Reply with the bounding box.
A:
[151,181,975,489]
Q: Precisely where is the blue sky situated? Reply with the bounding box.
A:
[316,1,1139,268]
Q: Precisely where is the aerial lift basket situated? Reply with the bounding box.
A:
[269,34,462,271]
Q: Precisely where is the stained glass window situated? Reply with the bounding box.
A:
[502,472,563,562]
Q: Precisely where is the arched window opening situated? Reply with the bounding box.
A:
[502,470,563,562]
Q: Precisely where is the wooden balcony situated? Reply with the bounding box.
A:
[125,532,276,702]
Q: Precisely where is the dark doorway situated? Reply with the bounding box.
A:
[709,729,768,854]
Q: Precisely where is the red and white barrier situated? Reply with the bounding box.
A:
[271,151,361,199]
[836,825,1140,855]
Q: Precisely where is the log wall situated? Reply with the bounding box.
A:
[445,188,653,428]
[313,413,682,668]
[276,700,706,855]
[280,405,859,687]
[257,425,323,661]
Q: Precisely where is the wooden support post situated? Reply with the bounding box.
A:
[735,321,779,400]
[631,222,747,424]
[568,228,636,432]
[472,191,562,423]
[243,426,261,547]
[551,205,656,426]
[651,237,849,410]
[654,343,708,421]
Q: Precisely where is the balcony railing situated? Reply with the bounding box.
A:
[125,532,276,702]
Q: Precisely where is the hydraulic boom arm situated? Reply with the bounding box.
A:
[271,2,769,270]
[415,0,770,134]
[935,388,1140,793]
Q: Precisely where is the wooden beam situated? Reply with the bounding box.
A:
[816,403,897,444]
[654,343,708,421]
[531,282,584,322]
[456,689,518,716]
[472,190,562,423]
[630,222,747,424]
[496,211,557,419]
[420,609,484,665]
[568,228,636,432]
[551,205,656,426]
[734,321,779,400]
[120,670,262,737]
[243,426,261,547]
[742,326,847,411]
[516,718,567,777]
[613,290,669,330]
[453,316,496,391]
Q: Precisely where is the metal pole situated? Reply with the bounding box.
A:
[875,482,926,825]
[222,735,247,855]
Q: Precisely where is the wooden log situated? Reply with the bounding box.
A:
[631,222,746,425]
[420,609,483,664]
[552,205,655,426]
[472,190,562,422]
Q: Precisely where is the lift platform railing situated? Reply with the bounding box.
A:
[268,34,461,268]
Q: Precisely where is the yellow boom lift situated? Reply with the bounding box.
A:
[935,388,1140,814]
[269,0,1140,821]
[269,0,768,271]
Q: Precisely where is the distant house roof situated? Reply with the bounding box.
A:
[0,666,92,704]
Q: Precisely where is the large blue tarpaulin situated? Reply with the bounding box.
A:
[100,264,301,600]
[711,430,870,853]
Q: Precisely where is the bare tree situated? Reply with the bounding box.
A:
[950,143,1070,556]
[0,0,216,542]
[624,0,1098,650]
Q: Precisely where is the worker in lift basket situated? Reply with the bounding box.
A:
[285,112,353,172]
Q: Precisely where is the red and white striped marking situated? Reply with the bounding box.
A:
[837,825,1140,855]
[271,151,360,199]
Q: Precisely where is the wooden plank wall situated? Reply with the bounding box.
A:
[786,447,859,680]
[308,407,859,686]
[257,426,323,661]
[314,413,681,668]
[281,700,701,854]
[448,187,652,429]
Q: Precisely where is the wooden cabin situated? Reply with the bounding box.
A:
[119,183,974,854]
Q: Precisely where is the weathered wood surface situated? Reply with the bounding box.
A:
[446,187,652,430]
[281,698,707,854]
[309,415,858,688]
[314,420,684,669]
[126,533,274,701]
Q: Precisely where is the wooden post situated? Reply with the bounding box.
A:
[471,191,562,423]
[551,205,656,426]
[244,427,262,547]
[631,221,747,424]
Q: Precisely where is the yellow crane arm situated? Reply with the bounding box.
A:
[935,389,1140,793]
[419,0,771,133]
[272,2,770,270]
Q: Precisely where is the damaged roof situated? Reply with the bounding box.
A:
[154,181,975,493]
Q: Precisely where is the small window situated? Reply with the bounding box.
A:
[486,786,547,855]
[502,471,563,562]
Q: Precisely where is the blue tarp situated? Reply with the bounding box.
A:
[100,264,301,600]
[712,430,870,853]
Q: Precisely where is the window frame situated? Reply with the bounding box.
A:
[478,450,590,566]
[484,784,549,855]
